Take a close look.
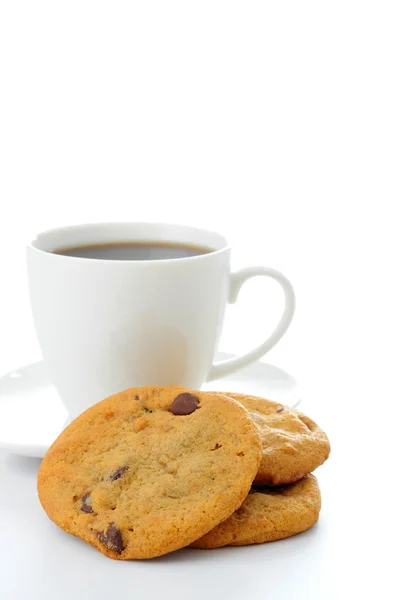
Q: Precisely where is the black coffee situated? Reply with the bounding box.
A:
[53,241,213,261]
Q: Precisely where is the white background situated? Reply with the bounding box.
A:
[0,1,397,598]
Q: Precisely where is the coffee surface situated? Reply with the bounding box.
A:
[53,241,212,260]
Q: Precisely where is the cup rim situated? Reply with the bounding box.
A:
[28,222,230,264]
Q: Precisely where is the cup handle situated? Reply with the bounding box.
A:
[206,267,295,382]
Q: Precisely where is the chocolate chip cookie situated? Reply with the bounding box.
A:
[222,393,330,485]
[192,474,321,548]
[37,386,262,559]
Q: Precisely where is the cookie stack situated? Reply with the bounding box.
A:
[37,387,330,559]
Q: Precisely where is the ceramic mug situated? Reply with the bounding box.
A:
[27,223,295,417]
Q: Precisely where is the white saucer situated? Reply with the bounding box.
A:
[0,353,299,458]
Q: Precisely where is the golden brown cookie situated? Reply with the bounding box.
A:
[221,393,330,485]
[192,474,321,548]
[37,386,262,560]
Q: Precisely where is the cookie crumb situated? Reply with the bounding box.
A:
[134,416,148,432]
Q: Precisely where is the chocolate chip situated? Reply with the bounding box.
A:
[81,493,93,513]
[170,393,199,415]
[134,395,139,400]
[108,466,128,482]
[97,523,124,553]
[210,443,222,451]
[276,407,284,413]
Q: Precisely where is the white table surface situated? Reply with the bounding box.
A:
[0,449,331,600]
[0,379,392,600]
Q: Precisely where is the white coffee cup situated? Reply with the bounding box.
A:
[27,223,295,417]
